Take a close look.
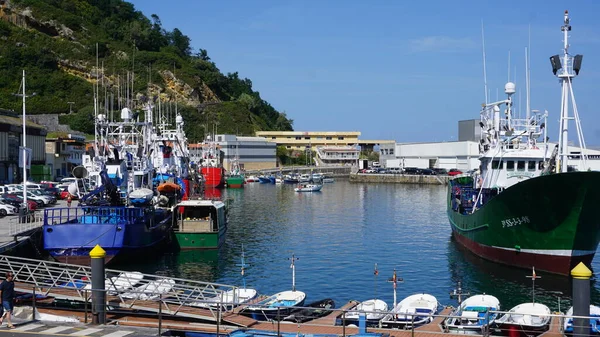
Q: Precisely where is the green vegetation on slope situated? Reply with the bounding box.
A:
[0,0,293,141]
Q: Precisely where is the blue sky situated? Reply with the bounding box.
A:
[129,1,600,145]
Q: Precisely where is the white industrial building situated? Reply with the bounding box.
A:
[380,119,600,171]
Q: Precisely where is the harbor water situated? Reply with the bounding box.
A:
[116,180,600,312]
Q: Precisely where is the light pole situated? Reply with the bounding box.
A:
[13,70,36,220]
[67,101,75,114]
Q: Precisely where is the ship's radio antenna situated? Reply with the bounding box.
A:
[481,20,489,105]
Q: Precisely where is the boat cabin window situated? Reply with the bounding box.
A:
[517,161,525,171]
[538,161,544,170]
[506,161,514,171]
[491,160,501,169]
[528,161,536,171]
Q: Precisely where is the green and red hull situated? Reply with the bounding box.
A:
[226,175,244,188]
[447,171,600,275]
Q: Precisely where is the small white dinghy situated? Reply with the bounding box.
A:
[344,299,389,326]
[494,302,551,335]
[121,278,176,300]
[84,271,144,294]
[444,294,500,334]
[382,293,438,328]
[243,290,306,320]
[294,183,323,192]
[192,288,258,308]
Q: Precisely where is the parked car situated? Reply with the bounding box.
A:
[60,188,79,200]
[43,187,61,199]
[448,169,463,176]
[1,194,38,211]
[0,203,18,216]
[403,167,421,175]
[421,168,436,175]
[432,168,448,175]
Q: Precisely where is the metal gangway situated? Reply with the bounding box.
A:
[0,255,256,325]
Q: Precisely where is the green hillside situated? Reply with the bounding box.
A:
[0,0,293,141]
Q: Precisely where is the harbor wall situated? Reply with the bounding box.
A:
[349,173,450,185]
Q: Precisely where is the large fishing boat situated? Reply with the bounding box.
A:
[447,11,600,275]
[43,96,186,265]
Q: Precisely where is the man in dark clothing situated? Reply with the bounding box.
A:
[0,272,15,328]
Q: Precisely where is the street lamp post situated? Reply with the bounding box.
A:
[67,101,75,114]
[14,70,36,222]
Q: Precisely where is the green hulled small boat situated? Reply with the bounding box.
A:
[226,175,244,188]
[173,199,227,249]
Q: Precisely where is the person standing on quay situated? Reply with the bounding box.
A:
[0,272,15,328]
[67,195,72,207]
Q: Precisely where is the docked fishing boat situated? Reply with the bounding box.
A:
[447,11,600,275]
[242,254,306,320]
[283,298,335,323]
[199,136,225,188]
[494,302,551,336]
[444,294,500,334]
[43,100,177,265]
[381,293,439,329]
[173,199,228,249]
[343,299,388,327]
[294,182,323,192]
[564,305,600,335]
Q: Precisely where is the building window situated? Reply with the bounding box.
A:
[295,136,301,140]
[517,161,525,171]
[506,161,514,171]
[304,137,310,140]
[491,160,501,169]
[528,161,536,171]
[296,146,301,149]
[326,137,332,140]
[271,137,276,139]
[286,146,291,149]
[389,149,394,155]
[338,137,344,140]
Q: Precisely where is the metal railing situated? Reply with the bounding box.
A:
[8,212,43,236]
[0,255,245,320]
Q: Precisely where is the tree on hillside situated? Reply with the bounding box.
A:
[168,28,192,57]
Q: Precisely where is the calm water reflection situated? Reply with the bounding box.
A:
[119,180,600,312]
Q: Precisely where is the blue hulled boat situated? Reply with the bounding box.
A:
[43,99,198,265]
[43,204,172,265]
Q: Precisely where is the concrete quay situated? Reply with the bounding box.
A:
[349,173,450,185]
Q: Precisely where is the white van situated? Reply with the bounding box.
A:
[372,162,381,168]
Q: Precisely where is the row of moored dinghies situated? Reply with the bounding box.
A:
[66,258,579,337]
[42,95,218,264]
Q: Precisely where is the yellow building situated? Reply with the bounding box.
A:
[255,130,393,152]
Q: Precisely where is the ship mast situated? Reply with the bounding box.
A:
[552,10,586,173]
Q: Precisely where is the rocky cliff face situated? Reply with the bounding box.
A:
[0,0,74,39]
[0,0,220,107]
